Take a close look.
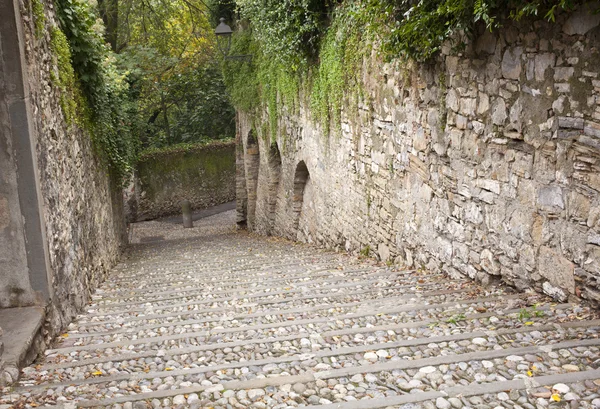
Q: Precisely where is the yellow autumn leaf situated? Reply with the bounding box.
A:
[551,394,561,402]
[92,371,103,376]
[527,370,533,377]
[531,365,537,371]
[524,321,534,326]
[61,334,69,338]
[165,367,174,371]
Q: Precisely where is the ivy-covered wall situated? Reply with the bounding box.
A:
[133,141,236,221]
[0,0,127,370]
[237,5,600,307]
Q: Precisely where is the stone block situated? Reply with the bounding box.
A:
[501,47,523,80]
[537,185,564,210]
[583,120,600,138]
[377,243,391,262]
[554,67,575,82]
[491,98,507,125]
[476,179,501,194]
[480,249,500,275]
[538,246,575,295]
[475,30,497,55]
[563,8,600,35]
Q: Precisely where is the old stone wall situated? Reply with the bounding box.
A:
[1,0,126,338]
[238,7,600,306]
[134,141,236,221]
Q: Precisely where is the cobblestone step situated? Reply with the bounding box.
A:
[97,264,343,299]
[15,319,600,390]
[47,293,524,356]
[3,209,599,409]
[17,339,598,408]
[89,270,427,310]
[70,287,480,335]
[92,267,381,303]
[36,302,583,373]
[79,281,489,322]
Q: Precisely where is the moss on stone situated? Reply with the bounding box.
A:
[137,141,236,205]
[31,0,45,38]
[50,26,85,127]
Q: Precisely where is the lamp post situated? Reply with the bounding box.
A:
[214,18,252,61]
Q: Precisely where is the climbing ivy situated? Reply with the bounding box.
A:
[221,0,592,139]
[53,0,138,182]
[50,27,81,127]
[31,0,46,38]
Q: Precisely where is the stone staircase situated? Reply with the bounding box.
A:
[2,209,600,408]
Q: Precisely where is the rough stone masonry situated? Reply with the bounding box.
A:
[0,0,126,381]
[237,6,600,306]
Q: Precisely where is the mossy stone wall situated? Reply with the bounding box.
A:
[135,141,236,221]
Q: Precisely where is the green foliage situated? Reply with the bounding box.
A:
[517,304,545,321]
[445,313,466,324]
[221,30,301,142]
[376,0,585,61]
[55,0,137,181]
[50,27,80,126]
[235,0,333,69]
[114,0,234,150]
[310,3,367,135]
[31,0,46,38]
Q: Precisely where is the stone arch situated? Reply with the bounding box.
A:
[266,143,282,234]
[292,161,310,231]
[244,129,260,229]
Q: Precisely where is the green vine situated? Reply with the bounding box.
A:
[53,0,137,182]
[221,0,591,144]
[50,27,80,126]
[31,0,45,38]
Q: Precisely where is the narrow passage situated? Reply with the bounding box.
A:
[4,209,600,409]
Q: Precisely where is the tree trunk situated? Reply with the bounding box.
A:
[161,92,171,142]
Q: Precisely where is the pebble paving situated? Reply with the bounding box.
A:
[2,209,600,409]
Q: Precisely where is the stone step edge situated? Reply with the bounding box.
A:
[94,268,384,302]
[90,271,418,311]
[97,266,382,298]
[47,292,515,354]
[73,285,513,329]
[40,302,573,370]
[301,368,600,409]
[81,282,501,320]
[111,258,343,284]
[70,287,469,339]
[71,338,600,407]
[17,318,600,393]
[95,269,432,306]
[84,276,414,317]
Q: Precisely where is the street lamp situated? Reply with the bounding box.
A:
[214,18,252,61]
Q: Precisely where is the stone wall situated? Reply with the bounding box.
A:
[238,6,600,306]
[0,0,126,342]
[133,141,236,221]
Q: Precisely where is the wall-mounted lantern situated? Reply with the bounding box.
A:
[214,18,252,61]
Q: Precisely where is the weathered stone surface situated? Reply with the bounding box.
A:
[537,186,565,210]
[563,8,600,35]
[1,0,126,367]
[132,142,236,222]
[538,246,575,295]
[236,5,600,305]
[501,47,523,80]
